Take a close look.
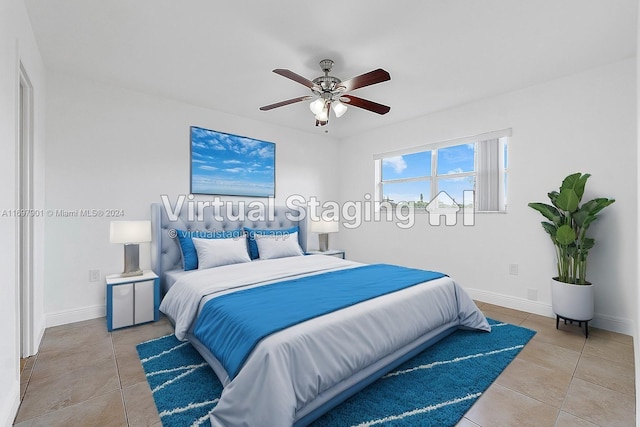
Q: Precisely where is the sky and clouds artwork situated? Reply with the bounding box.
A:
[190,127,275,197]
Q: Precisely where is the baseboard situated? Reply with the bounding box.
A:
[23,316,47,357]
[23,323,46,358]
[42,292,635,335]
[590,313,635,336]
[466,288,634,336]
[45,304,105,328]
[1,381,20,427]
[35,323,45,353]
[466,288,554,318]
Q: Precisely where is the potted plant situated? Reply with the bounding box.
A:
[528,172,614,334]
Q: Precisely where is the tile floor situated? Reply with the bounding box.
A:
[13,302,636,427]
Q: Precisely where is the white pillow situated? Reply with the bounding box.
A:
[192,236,251,269]
[255,231,304,260]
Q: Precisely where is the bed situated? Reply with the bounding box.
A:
[150,202,490,427]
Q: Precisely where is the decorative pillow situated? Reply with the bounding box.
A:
[255,231,304,260]
[244,226,299,260]
[175,229,243,271]
[192,236,251,270]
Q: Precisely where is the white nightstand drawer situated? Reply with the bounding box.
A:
[134,280,156,324]
[111,283,134,329]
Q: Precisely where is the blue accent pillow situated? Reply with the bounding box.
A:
[244,226,299,260]
[176,229,244,271]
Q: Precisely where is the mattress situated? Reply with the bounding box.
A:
[163,268,192,293]
[160,255,490,426]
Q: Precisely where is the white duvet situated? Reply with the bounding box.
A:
[160,255,490,427]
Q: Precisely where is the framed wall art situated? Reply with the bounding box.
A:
[190,126,275,197]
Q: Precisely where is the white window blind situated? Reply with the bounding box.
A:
[476,138,507,211]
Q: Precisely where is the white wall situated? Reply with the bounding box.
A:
[338,58,637,334]
[44,71,340,326]
[0,0,47,424]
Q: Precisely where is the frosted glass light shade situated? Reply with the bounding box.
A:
[309,98,325,115]
[332,101,347,118]
[309,219,339,233]
[315,106,329,122]
[110,221,152,244]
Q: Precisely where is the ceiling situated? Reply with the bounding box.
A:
[24,0,637,139]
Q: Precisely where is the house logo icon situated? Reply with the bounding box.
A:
[425,191,460,226]
[423,190,476,226]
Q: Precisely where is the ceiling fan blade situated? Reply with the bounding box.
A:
[341,95,391,115]
[337,69,390,92]
[273,69,318,90]
[260,95,313,111]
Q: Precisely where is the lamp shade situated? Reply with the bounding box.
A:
[332,100,347,118]
[309,98,325,115]
[314,106,329,122]
[309,219,339,234]
[110,221,152,244]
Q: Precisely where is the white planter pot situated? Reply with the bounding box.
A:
[551,278,594,321]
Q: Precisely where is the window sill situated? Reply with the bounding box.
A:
[377,207,507,215]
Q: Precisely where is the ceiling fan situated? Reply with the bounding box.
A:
[259,59,391,127]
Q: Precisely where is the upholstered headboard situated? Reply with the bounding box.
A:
[150,202,308,292]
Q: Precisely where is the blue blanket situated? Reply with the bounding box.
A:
[193,264,446,379]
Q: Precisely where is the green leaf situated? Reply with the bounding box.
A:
[556,224,576,245]
[564,244,577,257]
[555,189,580,212]
[560,172,589,193]
[528,203,561,224]
[559,173,581,190]
[574,174,590,199]
[540,221,557,237]
[573,198,614,227]
[584,198,615,215]
[572,207,590,227]
[580,237,595,251]
[558,172,590,204]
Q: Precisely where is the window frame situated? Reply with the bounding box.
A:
[374,129,511,213]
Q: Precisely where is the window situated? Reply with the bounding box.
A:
[380,151,431,208]
[374,129,510,212]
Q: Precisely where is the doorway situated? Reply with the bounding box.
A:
[18,63,34,358]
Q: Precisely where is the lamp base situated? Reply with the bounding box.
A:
[120,269,143,277]
[122,244,143,277]
[318,234,329,252]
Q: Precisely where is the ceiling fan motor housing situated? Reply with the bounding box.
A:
[313,75,342,92]
[319,59,334,73]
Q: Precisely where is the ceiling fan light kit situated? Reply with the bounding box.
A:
[260,59,391,127]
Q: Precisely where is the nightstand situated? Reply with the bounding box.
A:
[106,270,159,331]
[306,249,345,259]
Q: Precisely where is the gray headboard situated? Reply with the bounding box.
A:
[150,202,308,291]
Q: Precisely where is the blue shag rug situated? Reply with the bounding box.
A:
[136,318,535,427]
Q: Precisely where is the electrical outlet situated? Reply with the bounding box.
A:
[509,264,518,276]
[527,289,538,301]
[89,269,101,282]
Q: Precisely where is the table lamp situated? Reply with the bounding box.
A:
[309,218,339,252]
[110,220,152,277]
